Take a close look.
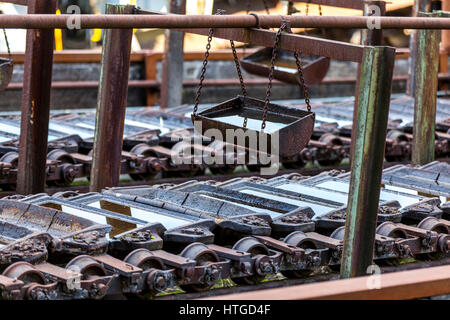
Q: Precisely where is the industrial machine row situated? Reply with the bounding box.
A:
[0,100,448,190]
[0,161,448,299]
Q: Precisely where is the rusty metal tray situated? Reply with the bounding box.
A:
[240,47,330,86]
[192,95,315,158]
[0,58,13,92]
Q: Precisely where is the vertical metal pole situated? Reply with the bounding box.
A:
[412,15,441,165]
[408,0,431,96]
[89,4,134,192]
[160,0,186,109]
[361,1,386,46]
[16,0,57,195]
[341,46,396,279]
[443,1,450,52]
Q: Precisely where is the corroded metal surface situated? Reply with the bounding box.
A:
[342,46,396,278]
[16,0,57,195]
[90,4,135,192]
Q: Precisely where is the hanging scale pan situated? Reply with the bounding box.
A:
[191,20,315,158]
[240,47,330,86]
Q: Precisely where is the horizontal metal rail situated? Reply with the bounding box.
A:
[0,14,449,29]
[202,264,450,300]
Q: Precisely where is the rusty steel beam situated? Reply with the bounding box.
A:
[0,14,450,29]
[16,0,57,195]
[180,25,364,62]
[341,46,396,278]
[202,265,450,300]
[160,0,186,109]
[412,13,442,165]
[287,0,364,10]
[89,4,135,192]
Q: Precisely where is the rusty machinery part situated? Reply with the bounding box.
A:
[282,231,318,278]
[0,28,13,92]
[66,255,107,280]
[2,262,58,300]
[329,226,346,241]
[123,248,173,293]
[231,237,274,285]
[129,143,161,181]
[46,149,78,187]
[376,222,408,239]
[417,217,449,235]
[0,151,19,168]
[178,242,221,292]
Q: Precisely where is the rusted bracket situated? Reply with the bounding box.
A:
[412,12,442,165]
[89,4,135,192]
[341,45,396,278]
[137,9,365,62]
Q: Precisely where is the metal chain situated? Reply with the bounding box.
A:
[319,4,323,16]
[193,27,213,116]
[293,51,311,112]
[261,21,286,131]
[2,28,11,59]
[230,40,247,97]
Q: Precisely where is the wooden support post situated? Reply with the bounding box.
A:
[160,0,186,109]
[89,4,134,192]
[341,46,396,279]
[16,0,57,195]
[412,14,441,165]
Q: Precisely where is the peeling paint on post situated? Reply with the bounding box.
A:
[412,12,441,165]
[89,4,135,192]
[341,46,396,279]
[17,0,57,195]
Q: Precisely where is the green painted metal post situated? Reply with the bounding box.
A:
[341,46,396,279]
[90,4,135,192]
[412,13,441,165]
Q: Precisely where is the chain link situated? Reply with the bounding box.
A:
[230,40,247,97]
[2,28,11,59]
[261,21,286,131]
[193,27,213,116]
[293,51,311,112]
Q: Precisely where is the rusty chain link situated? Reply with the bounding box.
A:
[193,10,227,116]
[293,51,312,112]
[261,21,286,131]
[193,27,213,116]
[261,20,312,130]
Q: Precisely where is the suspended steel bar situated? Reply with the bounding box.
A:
[16,0,57,195]
[89,4,135,192]
[0,14,449,29]
[341,46,396,278]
